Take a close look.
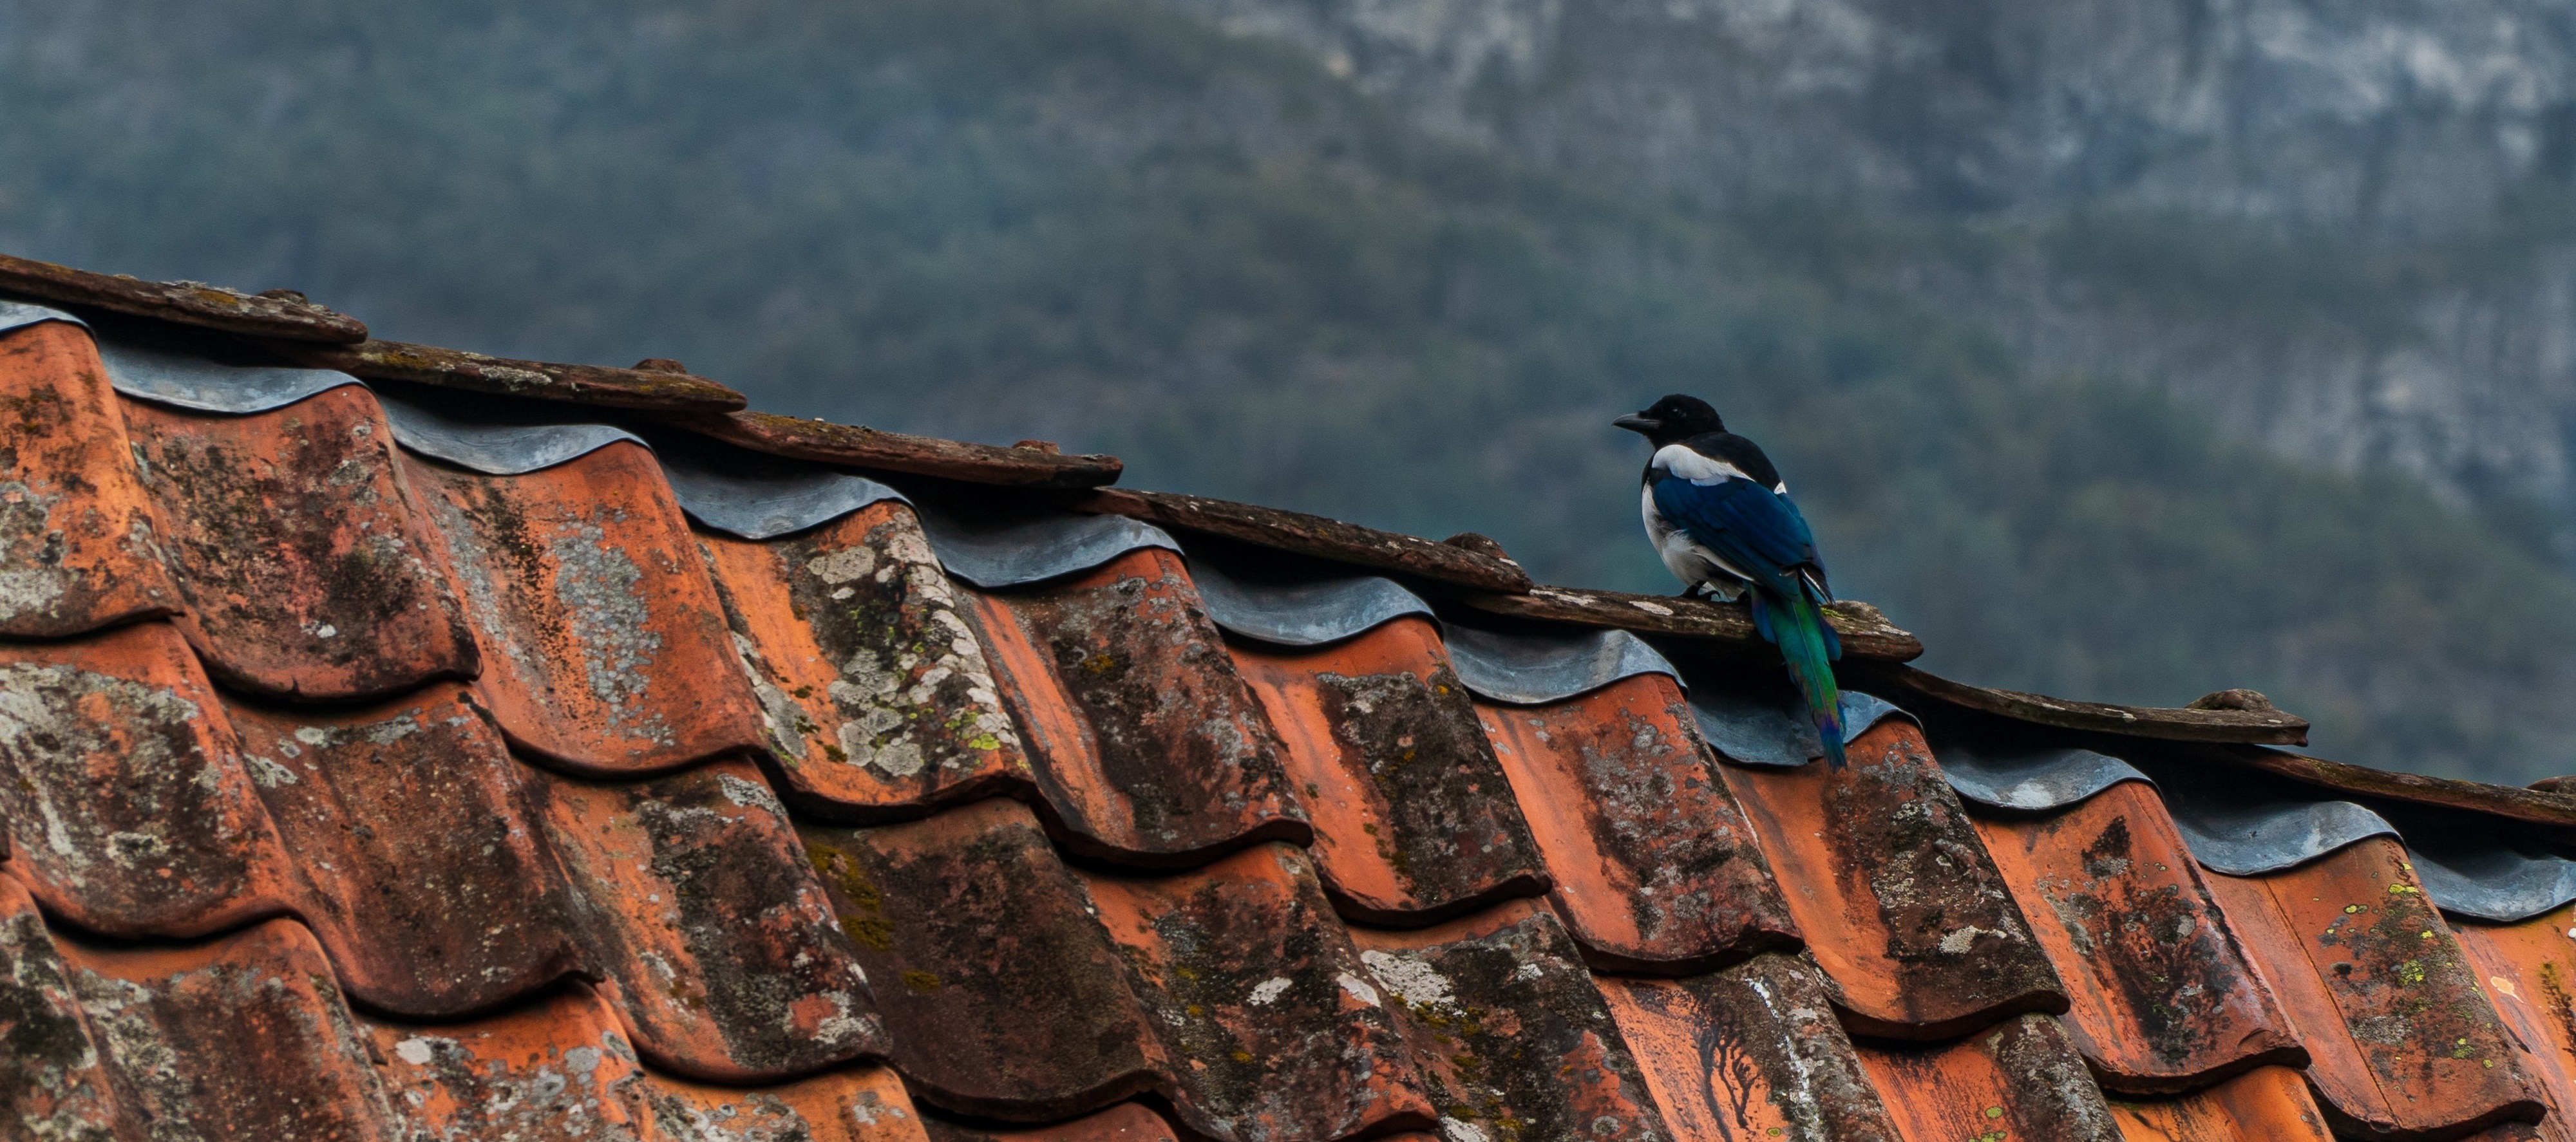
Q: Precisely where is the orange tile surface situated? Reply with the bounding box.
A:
[124,386,477,701]
[0,320,178,636]
[536,756,885,1081]
[0,619,295,937]
[56,917,399,1141]
[227,682,580,1016]
[1352,899,1665,1141]
[1973,779,2304,1092]
[2205,839,2547,1138]
[1858,1014,2121,1142]
[1232,615,1548,923]
[967,548,1308,864]
[1479,671,1798,970]
[2109,1065,2334,1141]
[702,499,1029,818]
[1597,953,1900,1141]
[1719,718,2066,1039]
[406,440,767,773]
[1083,842,1436,1140]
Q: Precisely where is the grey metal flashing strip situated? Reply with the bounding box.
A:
[643,427,906,541]
[98,336,360,414]
[1443,625,1680,706]
[1938,742,2149,811]
[2402,836,2576,923]
[1691,688,1913,769]
[374,387,645,476]
[0,301,84,335]
[2159,795,2397,878]
[911,500,1179,589]
[1191,560,1434,648]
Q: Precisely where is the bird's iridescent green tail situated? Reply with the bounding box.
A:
[1752,587,1845,767]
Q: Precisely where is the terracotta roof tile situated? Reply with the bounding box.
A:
[1350,899,1665,1140]
[535,756,886,1081]
[0,621,295,938]
[1478,671,1799,971]
[920,1102,1182,1141]
[48,917,400,1141]
[227,682,579,1017]
[405,441,768,774]
[1857,1013,2122,1141]
[124,387,478,702]
[800,798,1163,1119]
[2454,904,2576,1132]
[2107,1065,2336,1141]
[2204,839,2550,1138]
[0,321,180,637]
[1084,843,1435,1140]
[1233,615,1549,924]
[967,549,1309,865]
[1971,779,2305,1092]
[1718,718,2068,1039]
[1596,951,1901,1141]
[703,499,1029,820]
[17,268,2576,1139]
[361,988,657,1140]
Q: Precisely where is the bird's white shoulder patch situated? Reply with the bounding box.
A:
[1651,443,1753,485]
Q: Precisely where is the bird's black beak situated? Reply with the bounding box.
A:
[1613,413,1659,435]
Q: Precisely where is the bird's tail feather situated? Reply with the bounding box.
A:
[1752,585,1846,767]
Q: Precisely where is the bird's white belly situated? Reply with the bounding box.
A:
[1641,484,1747,599]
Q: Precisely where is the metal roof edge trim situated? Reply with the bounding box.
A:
[911,500,1180,590]
[1937,742,2150,812]
[0,300,86,336]
[1690,688,1914,769]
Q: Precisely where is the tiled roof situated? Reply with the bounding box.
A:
[6,254,2576,1141]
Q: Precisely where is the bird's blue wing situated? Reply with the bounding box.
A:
[1650,476,1825,594]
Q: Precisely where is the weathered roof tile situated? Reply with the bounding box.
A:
[536,756,886,1081]
[1598,951,1901,1141]
[800,798,1162,1121]
[967,549,1309,865]
[2203,838,2549,1138]
[1718,718,2067,1038]
[1232,616,1550,924]
[1857,1014,2121,1142]
[2107,1065,2336,1142]
[1971,778,2305,1092]
[55,918,400,1141]
[1351,899,1668,1141]
[362,987,656,1141]
[702,500,1029,820]
[123,386,478,702]
[404,441,768,774]
[0,876,123,1141]
[1083,842,1435,1141]
[227,682,580,1018]
[0,621,295,937]
[922,1102,1182,1141]
[1477,671,1799,971]
[0,321,180,637]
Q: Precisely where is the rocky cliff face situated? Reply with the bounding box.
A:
[1168,0,2576,545]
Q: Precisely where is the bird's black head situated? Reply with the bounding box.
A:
[1613,394,1725,445]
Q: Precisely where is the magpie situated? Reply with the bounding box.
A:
[1615,395,1846,766]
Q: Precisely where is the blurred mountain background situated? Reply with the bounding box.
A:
[5,0,2574,779]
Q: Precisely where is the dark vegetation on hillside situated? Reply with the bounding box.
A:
[4,0,2571,778]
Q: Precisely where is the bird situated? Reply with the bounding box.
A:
[1615,394,1846,766]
